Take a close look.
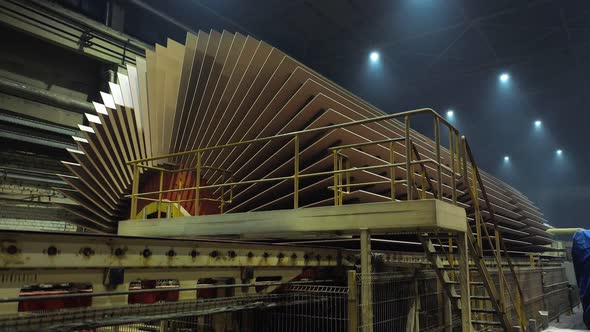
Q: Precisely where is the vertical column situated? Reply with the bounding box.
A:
[195,151,201,215]
[360,228,373,332]
[294,135,299,208]
[0,286,20,314]
[130,163,139,218]
[178,280,196,301]
[434,117,442,199]
[348,270,359,332]
[457,232,472,332]
[404,116,413,200]
[413,275,421,331]
[92,282,130,308]
[333,150,339,206]
[390,141,396,201]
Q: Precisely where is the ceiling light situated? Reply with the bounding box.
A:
[369,51,380,62]
[499,73,510,82]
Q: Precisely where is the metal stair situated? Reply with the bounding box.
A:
[408,129,528,331]
[419,233,512,331]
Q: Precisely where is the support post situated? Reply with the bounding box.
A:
[333,150,339,206]
[195,152,201,216]
[413,273,421,332]
[457,232,472,332]
[348,270,359,332]
[390,141,396,200]
[360,228,373,332]
[294,135,299,208]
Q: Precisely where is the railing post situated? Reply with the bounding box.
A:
[455,131,461,177]
[347,270,358,332]
[345,158,351,196]
[157,169,164,218]
[495,228,507,322]
[404,116,413,200]
[434,117,442,199]
[389,141,396,201]
[471,165,482,251]
[338,154,344,205]
[460,136,468,185]
[220,173,225,214]
[450,130,457,204]
[195,151,201,216]
[294,135,299,208]
[130,163,139,219]
[333,150,339,206]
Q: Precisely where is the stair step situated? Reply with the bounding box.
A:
[440,266,479,270]
[471,320,502,326]
[420,235,458,240]
[446,281,484,285]
[471,307,497,313]
[451,295,491,300]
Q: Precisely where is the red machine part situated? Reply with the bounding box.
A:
[18,286,92,312]
[137,169,220,217]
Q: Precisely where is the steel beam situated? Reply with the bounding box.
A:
[0,0,149,67]
[0,231,343,270]
[0,77,94,114]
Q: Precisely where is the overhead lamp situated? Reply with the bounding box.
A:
[369,51,380,62]
[499,73,510,82]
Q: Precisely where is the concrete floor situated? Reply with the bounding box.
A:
[543,306,588,331]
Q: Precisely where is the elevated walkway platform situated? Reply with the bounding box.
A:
[118,199,466,239]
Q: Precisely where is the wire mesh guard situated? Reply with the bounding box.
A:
[5,267,576,331]
[355,272,461,332]
[55,285,350,332]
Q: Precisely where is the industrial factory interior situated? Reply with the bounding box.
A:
[1,0,590,331]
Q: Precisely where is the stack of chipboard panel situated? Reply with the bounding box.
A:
[57,30,552,251]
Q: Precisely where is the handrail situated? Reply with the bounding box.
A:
[127,108,456,165]
[127,108,460,215]
[462,137,527,329]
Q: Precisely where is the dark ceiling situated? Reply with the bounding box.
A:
[63,0,590,228]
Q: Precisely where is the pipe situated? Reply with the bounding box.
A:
[0,77,94,114]
[547,228,585,235]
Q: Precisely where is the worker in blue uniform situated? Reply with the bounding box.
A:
[572,230,590,328]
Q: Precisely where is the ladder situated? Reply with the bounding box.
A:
[419,232,512,331]
[411,138,527,331]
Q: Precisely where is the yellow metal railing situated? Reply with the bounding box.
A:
[125,107,527,330]
[127,108,462,216]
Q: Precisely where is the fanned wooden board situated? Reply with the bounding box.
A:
[58,30,552,250]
